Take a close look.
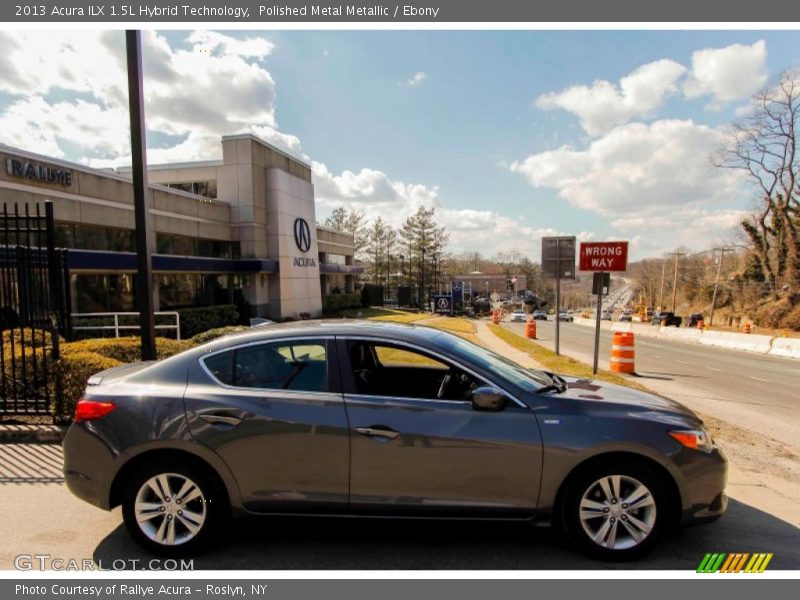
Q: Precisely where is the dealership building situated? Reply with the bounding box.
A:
[0,134,361,320]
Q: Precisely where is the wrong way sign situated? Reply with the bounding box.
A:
[579,241,629,272]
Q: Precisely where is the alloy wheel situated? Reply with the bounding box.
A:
[134,473,207,546]
[578,474,657,550]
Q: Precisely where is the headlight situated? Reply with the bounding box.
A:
[668,428,713,453]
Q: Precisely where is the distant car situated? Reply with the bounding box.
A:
[686,313,704,328]
[532,310,548,320]
[510,309,527,322]
[558,311,573,322]
[601,310,613,321]
[619,312,633,323]
[652,312,682,327]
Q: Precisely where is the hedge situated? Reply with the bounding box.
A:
[61,337,194,363]
[190,326,248,345]
[177,304,241,339]
[322,293,362,313]
[56,349,123,419]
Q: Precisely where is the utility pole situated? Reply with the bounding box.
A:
[126,30,156,361]
[709,247,727,327]
[658,259,666,310]
[670,252,686,312]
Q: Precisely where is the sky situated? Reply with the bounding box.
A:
[0,29,796,261]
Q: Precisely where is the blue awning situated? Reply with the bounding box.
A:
[66,249,279,273]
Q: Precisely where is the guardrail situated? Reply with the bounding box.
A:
[570,317,799,359]
[70,312,181,340]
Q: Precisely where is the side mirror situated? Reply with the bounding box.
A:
[470,386,507,412]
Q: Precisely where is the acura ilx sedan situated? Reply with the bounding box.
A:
[63,321,727,560]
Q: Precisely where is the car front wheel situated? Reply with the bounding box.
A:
[122,462,225,556]
[561,462,666,560]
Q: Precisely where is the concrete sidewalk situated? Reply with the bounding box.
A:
[474,320,546,370]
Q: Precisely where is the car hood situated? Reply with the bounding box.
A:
[554,375,699,420]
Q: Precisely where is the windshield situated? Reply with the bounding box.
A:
[434,331,552,392]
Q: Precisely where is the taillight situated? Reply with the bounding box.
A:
[74,398,117,422]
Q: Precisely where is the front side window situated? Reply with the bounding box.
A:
[347,340,479,401]
[203,340,328,392]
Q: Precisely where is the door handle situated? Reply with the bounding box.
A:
[198,413,244,426]
[355,426,400,440]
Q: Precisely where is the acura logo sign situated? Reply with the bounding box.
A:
[293,217,311,253]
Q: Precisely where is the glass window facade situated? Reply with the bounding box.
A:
[56,222,135,252]
[73,273,135,312]
[164,180,217,199]
[156,232,241,258]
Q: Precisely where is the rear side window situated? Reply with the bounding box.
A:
[203,351,234,385]
[202,340,328,392]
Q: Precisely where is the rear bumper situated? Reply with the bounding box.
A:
[62,423,116,510]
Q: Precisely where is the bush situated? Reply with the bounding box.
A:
[190,326,248,345]
[322,293,362,313]
[177,304,241,338]
[61,337,194,363]
[2,328,60,349]
[56,349,123,419]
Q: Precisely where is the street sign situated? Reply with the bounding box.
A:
[433,295,453,315]
[579,241,628,272]
[452,281,464,307]
[541,235,576,356]
[592,272,611,295]
[541,236,576,279]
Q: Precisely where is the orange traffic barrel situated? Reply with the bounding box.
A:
[697,319,704,330]
[742,322,751,334]
[525,320,537,339]
[491,311,500,325]
[610,331,635,374]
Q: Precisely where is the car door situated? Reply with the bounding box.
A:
[183,337,350,513]
[338,337,543,517]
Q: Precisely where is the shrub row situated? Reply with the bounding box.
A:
[322,293,363,313]
[177,304,242,339]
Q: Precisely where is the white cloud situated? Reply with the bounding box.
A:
[0,30,300,165]
[312,162,588,258]
[405,71,427,87]
[536,59,687,135]
[510,119,747,253]
[683,40,767,108]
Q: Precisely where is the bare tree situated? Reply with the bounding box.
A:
[717,69,800,296]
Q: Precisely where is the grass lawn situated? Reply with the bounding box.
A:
[487,323,650,391]
[337,307,430,323]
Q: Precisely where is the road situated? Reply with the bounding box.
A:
[504,319,800,453]
[0,445,798,570]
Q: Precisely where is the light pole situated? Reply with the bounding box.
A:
[670,252,686,312]
[709,247,727,327]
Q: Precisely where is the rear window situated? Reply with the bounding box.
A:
[202,340,328,392]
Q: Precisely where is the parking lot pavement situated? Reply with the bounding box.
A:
[1,444,798,571]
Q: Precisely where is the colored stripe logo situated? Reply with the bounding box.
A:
[697,553,773,573]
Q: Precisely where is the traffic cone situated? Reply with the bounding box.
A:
[610,331,635,374]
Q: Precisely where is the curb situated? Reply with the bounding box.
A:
[0,424,67,444]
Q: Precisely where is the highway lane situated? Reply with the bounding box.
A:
[503,319,800,451]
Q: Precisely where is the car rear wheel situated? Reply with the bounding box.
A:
[560,462,666,560]
[122,462,225,556]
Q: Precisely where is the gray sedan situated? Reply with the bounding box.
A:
[62,321,727,560]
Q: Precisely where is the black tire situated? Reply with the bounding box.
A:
[121,460,227,557]
[559,460,667,561]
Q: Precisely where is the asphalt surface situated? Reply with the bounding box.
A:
[503,319,800,451]
[0,446,798,571]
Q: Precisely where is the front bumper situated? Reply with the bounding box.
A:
[677,445,728,525]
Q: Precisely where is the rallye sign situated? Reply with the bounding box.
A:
[579,241,628,272]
